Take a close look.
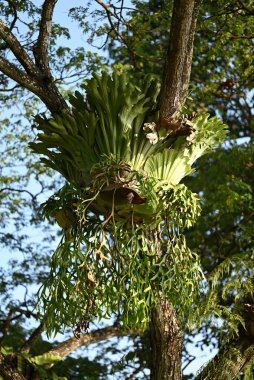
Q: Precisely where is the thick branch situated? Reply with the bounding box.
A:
[33,0,58,74]
[160,0,202,121]
[47,324,138,359]
[0,54,69,114]
[21,323,44,353]
[0,56,42,93]
[0,353,26,380]
[95,0,117,19]
[0,5,70,115]
[35,81,71,114]
[0,19,37,75]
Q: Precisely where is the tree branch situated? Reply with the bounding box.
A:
[21,323,44,353]
[0,4,70,115]
[95,0,138,65]
[0,47,70,114]
[6,0,18,31]
[95,0,117,20]
[33,0,58,74]
[47,324,139,360]
[0,18,37,75]
[0,306,37,344]
[0,187,37,201]
[0,84,19,91]
[0,55,42,94]
[159,0,202,122]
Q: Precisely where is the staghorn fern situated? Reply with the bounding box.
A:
[31,70,229,335]
[30,71,227,220]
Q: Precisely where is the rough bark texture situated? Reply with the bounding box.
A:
[0,1,70,115]
[151,1,202,379]
[159,0,202,122]
[33,0,58,73]
[150,299,184,380]
[35,80,71,115]
[0,353,26,380]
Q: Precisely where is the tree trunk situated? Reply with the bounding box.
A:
[150,1,201,378]
[159,0,202,122]
[150,299,183,380]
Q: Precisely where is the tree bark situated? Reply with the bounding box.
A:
[150,299,183,380]
[0,353,26,380]
[0,2,71,115]
[34,80,71,115]
[150,1,202,379]
[159,0,202,122]
[21,323,44,353]
[0,324,139,377]
[47,323,138,359]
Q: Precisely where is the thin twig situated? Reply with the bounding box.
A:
[0,187,37,202]
[5,0,18,31]
[0,306,37,344]
[0,84,19,91]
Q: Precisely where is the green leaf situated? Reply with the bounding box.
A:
[144,149,194,184]
[0,346,13,354]
[30,353,62,366]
